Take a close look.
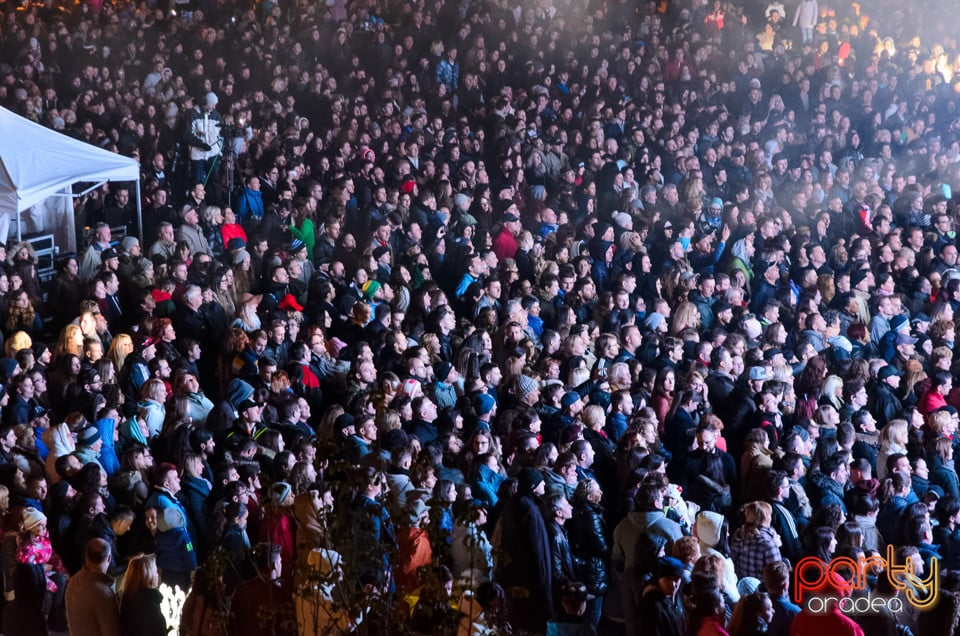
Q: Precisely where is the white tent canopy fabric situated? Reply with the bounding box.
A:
[0,107,140,252]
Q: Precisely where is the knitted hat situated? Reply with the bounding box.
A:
[289,239,306,254]
[475,393,496,416]
[268,481,293,506]
[890,314,910,332]
[696,510,724,549]
[227,237,246,251]
[436,361,454,383]
[517,375,538,398]
[738,577,761,597]
[120,236,139,252]
[873,367,897,387]
[361,280,381,300]
[657,557,685,579]
[0,359,19,381]
[21,507,46,533]
[232,248,251,265]
[518,467,544,494]
[100,248,118,262]
[204,92,218,107]
[77,425,101,447]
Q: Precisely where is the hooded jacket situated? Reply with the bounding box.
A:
[42,422,75,483]
[94,417,121,477]
[695,511,740,602]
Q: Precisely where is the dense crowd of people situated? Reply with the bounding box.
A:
[4,0,960,633]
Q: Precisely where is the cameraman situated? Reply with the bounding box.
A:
[186,91,222,204]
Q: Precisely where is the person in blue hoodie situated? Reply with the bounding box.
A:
[234,174,265,224]
[94,411,121,478]
[145,462,198,590]
[471,454,506,508]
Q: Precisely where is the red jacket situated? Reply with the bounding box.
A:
[493,228,518,261]
[790,607,864,636]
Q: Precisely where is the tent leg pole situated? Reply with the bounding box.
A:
[136,180,143,244]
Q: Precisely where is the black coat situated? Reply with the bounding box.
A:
[548,519,578,602]
[568,501,610,595]
[120,587,167,636]
[637,587,686,636]
[2,562,48,636]
[496,493,553,631]
[872,382,903,428]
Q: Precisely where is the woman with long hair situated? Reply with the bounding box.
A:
[231,293,263,333]
[4,289,41,336]
[211,267,237,318]
[137,379,167,439]
[48,256,82,331]
[231,249,257,297]
[650,366,676,429]
[52,325,84,362]
[876,418,909,481]
[106,334,134,376]
[727,592,774,636]
[729,502,782,579]
[793,355,827,419]
[819,374,844,411]
[670,301,701,336]
[119,554,166,636]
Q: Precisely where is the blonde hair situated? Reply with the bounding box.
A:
[119,553,160,604]
[740,501,773,534]
[379,410,401,432]
[879,418,909,448]
[670,301,701,336]
[139,379,167,404]
[4,331,32,359]
[581,405,605,430]
[54,324,84,360]
[928,410,953,437]
[108,334,134,372]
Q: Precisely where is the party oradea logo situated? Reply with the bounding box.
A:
[793,545,939,614]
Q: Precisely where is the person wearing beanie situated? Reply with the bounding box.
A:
[74,425,104,468]
[695,510,741,602]
[432,360,459,411]
[637,556,687,636]
[516,374,541,407]
[261,481,296,572]
[496,464,552,633]
[472,392,497,431]
[613,480,684,635]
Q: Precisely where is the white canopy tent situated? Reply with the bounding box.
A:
[0,107,141,253]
